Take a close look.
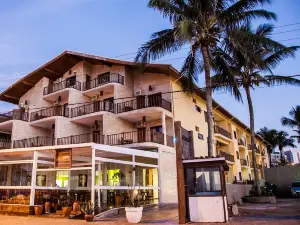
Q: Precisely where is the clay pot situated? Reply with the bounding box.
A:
[62,207,72,217]
[45,202,50,214]
[84,214,94,222]
[34,205,43,215]
[73,201,80,215]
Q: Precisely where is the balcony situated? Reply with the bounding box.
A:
[13,136,54,148]
[70,101,114,119]
[43,80,81,95]
[57,133,105,145]
[0,110,29,123]
[214,126,232,141]
[107,130,174,148]
[30,106,68,122]
[240,159,248,167]
[82,73,124,92]
[238,139,246,149]
[262,149,266,157]
[115,95,172,113]
[219,151,234,163]
[250,162,262,170]
[0,139,11,149]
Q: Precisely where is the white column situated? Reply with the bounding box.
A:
[162,111,167,145]
[30,151,38,206]
[132,155,136,188]
[91,148,95,207]
[97,162,101,210]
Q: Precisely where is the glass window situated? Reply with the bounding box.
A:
[186,167,221,196]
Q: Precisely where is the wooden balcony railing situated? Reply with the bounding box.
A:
[214,126,232,139]
[0,110,29,123]
[107,130,174,147]
[219,151,234,162]
[57,133,105,145]
[240,159,248,166]
[82,73,124,91]
[70,101,114,118]
[238,139,246,146]
[115,95,172,113]
[13,137,54,148]
[30,106,68,121]
[0,139,11,149]
[43,80,81,95]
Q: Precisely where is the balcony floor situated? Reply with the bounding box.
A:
[117,107,173,123]
[70,111,112,125]
[43,88,81,101]
[0,120,14,133]
[215,134,231,145]
[30,116,60,129]
[82,83,119,97]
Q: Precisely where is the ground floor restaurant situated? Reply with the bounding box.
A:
[0,143,177,215]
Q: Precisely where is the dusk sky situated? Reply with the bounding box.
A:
[0,0,299,149]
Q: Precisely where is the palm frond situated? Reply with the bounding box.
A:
[148,0,187,23]
[281,117,298,128]
[264,75,300,87]
[135,28,186,64]
[262,46,300,70]
[255,23,274,37]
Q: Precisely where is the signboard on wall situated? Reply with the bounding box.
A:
[55,149,72,168]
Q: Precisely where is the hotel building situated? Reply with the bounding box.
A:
[0,51,269,213]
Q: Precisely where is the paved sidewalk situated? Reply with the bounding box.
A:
[0,199,299,224]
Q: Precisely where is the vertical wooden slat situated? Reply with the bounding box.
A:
[174,121,187,224]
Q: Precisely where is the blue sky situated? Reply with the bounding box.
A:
[0,0,299,149]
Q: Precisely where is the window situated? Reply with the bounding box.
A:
[195,105,201,113]
[195,126,199,132]
[198,133,203,140]
[236,151,240,159]
[204,111,208,122]
[186,167,221,196]
[193,98,197,103]
[234,131,237,139]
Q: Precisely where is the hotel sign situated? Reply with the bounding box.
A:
[55,149,72,168]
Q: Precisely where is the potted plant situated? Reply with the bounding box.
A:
[84,203,95,222]
[113,171,125,206]
[34,205,44,216]
[61,193,72,217]
[125,167,143,223]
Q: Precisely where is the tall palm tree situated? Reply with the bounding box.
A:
[276,131,296,162]
[135,0,277,157]
[281,105,300,143]
[211,23,300,195]
[257,127,278,166]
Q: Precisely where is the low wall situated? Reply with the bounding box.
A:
[226,184,252,204]
[264,164,300,197]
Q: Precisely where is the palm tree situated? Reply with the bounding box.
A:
[276,131,296,162]
[257,127,278,166]
[281,105,300,143]
[135,0,277,157]
[211,23,300,195]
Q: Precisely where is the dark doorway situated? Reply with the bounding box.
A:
[137,127,146,143]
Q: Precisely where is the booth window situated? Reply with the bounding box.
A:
[186,167,221,196]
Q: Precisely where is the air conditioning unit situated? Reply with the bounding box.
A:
[92,95,99,101]
[136,120,145,128]
[135,90,143,96]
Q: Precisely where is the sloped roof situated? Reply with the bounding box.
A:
[0,50,268,144]
[0,50,177,104]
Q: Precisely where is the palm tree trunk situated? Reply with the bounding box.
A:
[201,46,214,157]
[279,146,283,163]
[245,86,261,196]
[201,45,215,191]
